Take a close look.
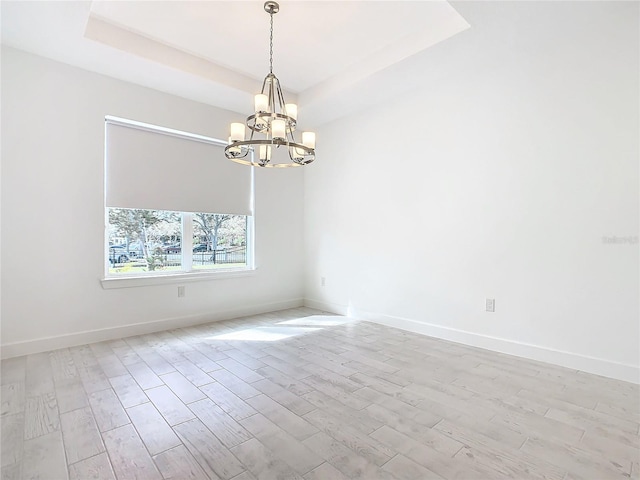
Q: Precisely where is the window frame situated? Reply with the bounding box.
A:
[101,119,255,289]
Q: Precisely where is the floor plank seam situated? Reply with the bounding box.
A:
[4,307,638,480]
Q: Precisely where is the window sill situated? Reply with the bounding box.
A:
[101,268,255,289]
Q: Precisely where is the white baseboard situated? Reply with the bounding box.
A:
[304,298,350,316]
[304,298,640,385]
[1,298,304,359]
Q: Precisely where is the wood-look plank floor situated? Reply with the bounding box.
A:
[1,307,639,480]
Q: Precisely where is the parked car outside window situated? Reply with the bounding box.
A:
[164,244,181,254]
[127,242,143,257]
[109,245,130,264]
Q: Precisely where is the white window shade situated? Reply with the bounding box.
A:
[105,118,252,215]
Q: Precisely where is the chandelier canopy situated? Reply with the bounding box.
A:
[224,1,316,168]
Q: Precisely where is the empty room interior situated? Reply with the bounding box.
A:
[1,1,639,479]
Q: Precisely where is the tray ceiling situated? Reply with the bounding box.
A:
[1,1,470,126]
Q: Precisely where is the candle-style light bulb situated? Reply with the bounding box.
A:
[272,120,286,140]
[285,103,297,121]
[255,94,269,113]
[230,123,245,142]
[302,132,316,150]
[259,145,272,161]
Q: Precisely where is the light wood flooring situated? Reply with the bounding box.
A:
[1,307,639,479]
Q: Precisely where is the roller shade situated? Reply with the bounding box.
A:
[105,118,252,215]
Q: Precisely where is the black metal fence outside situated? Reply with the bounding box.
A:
[193,248,247,265]
[109,247,246,268]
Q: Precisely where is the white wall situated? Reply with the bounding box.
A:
[304,2,639,382]
[2,2,638,384]
[1,47,305,355]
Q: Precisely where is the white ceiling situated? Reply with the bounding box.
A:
[1,1,470,126]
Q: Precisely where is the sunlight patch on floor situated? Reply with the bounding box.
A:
[208,326,322,342]
[277,315,356,327]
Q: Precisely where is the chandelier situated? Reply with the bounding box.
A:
[224,1,316,168]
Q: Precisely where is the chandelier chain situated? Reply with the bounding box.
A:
[269,13,274,73]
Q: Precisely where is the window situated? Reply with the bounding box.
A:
[192,213,247,270]
[104,117,253,280]
[107,208,249,275]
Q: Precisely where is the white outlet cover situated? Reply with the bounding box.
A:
[485,298,495,312]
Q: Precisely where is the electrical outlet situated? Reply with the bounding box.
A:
[486,298,495,312]
[178,286,185,298]
[320,276,326,287]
